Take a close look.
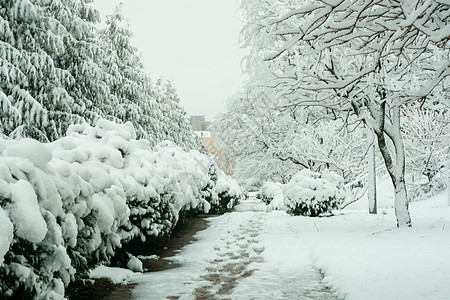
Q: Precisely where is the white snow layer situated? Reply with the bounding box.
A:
[8,180,48,243]
[0,119,243,299]
[130,191,450,300]
[89,266,135,284]
[0,207,13,265]
[127,255,143,273]
[5,138,52,169]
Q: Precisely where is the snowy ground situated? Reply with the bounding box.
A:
[97,190,450,300]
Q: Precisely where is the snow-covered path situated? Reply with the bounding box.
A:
[124,190,450,300]
[132,197,337,300]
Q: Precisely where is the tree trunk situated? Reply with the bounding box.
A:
[377,133,412,227]
[393,180,411,227]
[368,134,377,214]
[375,105,412,227]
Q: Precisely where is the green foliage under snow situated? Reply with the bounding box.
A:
[0,120,244,300]
[284,169,345,217]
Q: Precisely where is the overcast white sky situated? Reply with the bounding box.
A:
[92,0,247,121]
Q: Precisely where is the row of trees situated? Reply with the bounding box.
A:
[213,0,450,227]
[211,87,368,187]
[0,0,197,149]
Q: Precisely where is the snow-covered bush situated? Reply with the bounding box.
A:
[284,169,345,217]
[258,182,284,204]
[0,119,242,299]
[126,255,143,273]
[153,141,214,218]
[213,169,244,212]
[266,194,286,212]
[0,139,79,299]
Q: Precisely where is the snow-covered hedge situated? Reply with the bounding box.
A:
[266,193,286,212]
[258,182,284,204]
[0,119,243,300]
[283,169,345,216]
[213,171,243,213]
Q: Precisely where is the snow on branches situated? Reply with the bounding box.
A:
[239,0,449,227]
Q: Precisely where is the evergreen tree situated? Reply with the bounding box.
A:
[49,0,110,129]
[0,0,55,141]
[0,0,102,141]
[100,5,146,132]
[151,79,198,149]
[100,6,198,150]
[0,0,198,150]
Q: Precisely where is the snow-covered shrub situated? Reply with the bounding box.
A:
[266,194,286,212]
[51,121,134,270]
[0,208,13,267]
[258,182,286,211]
[214,169,244,212]
[0,140,77,299]
[153,141,214,217]
[56,122,210,263]
[0,119,242,299]
[126,255,143,273]
[258,182,284,204]
[284,169,345,216]
[406,167,450,202]
[113,140,216,261]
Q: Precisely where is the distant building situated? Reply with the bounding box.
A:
[190,116,236,175]
[194,130,236,176]
[189,115,210,131]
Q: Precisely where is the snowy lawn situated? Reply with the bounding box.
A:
[291,191,450,300]
[100,192,450,300]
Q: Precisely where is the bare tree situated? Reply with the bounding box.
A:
[240,0,450,227]
[403,104,450,200]
[211,85,367,190]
